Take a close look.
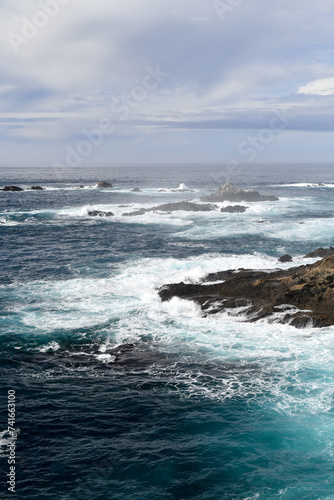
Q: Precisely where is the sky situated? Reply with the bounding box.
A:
[1,0,334,167]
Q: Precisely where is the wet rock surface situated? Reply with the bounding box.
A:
[159,254,334,328]
[88,210,114,217]
[201,183,278,202]
[278,254,293,263]
[2,185,24,191]
[122,201,217,216]
[221,205,248,213]
[304,247,334,258]
[96,181,113,188]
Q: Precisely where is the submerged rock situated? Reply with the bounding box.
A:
[29,186,44,190]
[221,205,247,213]
[122,201,217,216]
[159,254,334,328]
[131,187,142,192]
[96,181,113,188]
[88,210,114,217]
[304,247,334,258]
[201,183,278,202]
[278,254,293,263]
[2,185,24,192]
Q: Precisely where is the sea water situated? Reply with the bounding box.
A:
[0,164,334,499]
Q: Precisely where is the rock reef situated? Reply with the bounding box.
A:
[2,185,24,191]
[221,205,247,213]
[88,210,114,217]
[159,254,334,328]
[201,183,278,202]
[96,181,113,188]
[122,201,217,216]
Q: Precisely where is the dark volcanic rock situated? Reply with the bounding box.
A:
[88,210,114,217]
[96,181,113,188]
[29,186,44,190]
[2,185,24,192]
[221,205,247,213]
[201,183,278,202]
[131,187,142,192]
[278,254,293,263]
[159,255,334,328]
[122,201,217,216]
[305,247,334,258]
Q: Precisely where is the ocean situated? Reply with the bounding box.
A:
[1,164,334,499]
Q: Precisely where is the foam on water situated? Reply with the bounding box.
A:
[3,249,334,416]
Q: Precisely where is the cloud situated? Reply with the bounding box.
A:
[297,77,334,96]
[1,0,334,164]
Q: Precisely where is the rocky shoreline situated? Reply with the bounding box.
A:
[159,252,334,328]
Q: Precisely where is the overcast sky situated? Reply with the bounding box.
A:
[1,0,334,166]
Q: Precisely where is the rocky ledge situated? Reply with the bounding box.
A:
[201,183,278,202]
[122,201,217,216]
[96,181,113,188]
[159,254,334,328]
[1,185,24,191]
[88,210,114,217]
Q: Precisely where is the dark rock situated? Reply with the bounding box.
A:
[158,254,334,328]
[122,201,217,216]
[131,188,142,192]
[305,247,334,258]
[88,210,114,217]
[2,185,24,192]
[77,185,85,189]
[96,181,113,188]
[221,205,247,213]
[278,254,293,263]
[158,189,167,192]
[29,186,44,190]
[201,183,278,202]
[202,269,237,282]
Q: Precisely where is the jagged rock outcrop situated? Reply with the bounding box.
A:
[159,254,334,328]
[221,205,247,213]
[304,247,334,258]
[2,185,24,191]
[88,210,114,217]
[122,201,217,216]
[201,183,278,202]
[278,254,293,263]
[96,181,113,188]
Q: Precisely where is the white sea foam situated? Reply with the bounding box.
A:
[270,183,334,188]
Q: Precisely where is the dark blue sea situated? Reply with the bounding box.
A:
[1,164,334,499]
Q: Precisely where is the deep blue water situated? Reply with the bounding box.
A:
[1,164,334,499]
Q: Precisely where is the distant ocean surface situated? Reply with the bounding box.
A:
[1,164,334,499]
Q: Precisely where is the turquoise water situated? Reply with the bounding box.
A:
[1,165,334,499]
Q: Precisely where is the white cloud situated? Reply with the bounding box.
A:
[297,77,334,96]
